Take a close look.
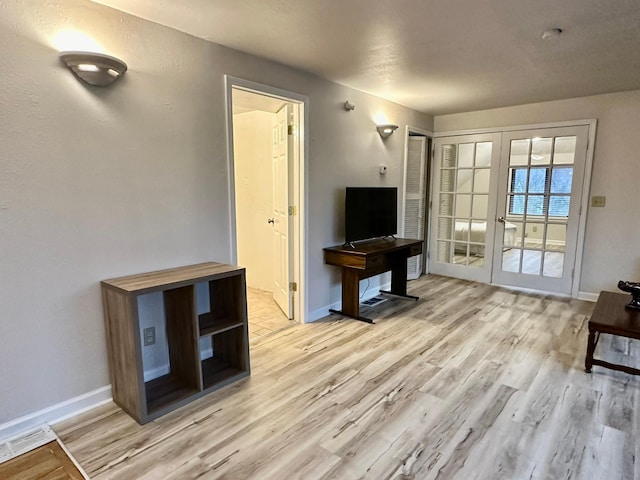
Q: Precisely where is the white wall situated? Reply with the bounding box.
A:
[233,111,274,291]
[0,0,432,425]
[435,90,640,294]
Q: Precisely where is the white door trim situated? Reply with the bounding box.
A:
[435,119,597,138]
[224,75,309,323]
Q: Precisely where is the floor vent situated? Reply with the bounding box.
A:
[0,424,56,464]
[361,297,387,307]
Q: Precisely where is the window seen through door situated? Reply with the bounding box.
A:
[508,166,573,216]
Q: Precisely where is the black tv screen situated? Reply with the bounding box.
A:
[345,187,398,243]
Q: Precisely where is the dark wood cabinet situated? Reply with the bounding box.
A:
[101,262,250,424]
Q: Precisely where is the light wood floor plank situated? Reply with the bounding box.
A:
[54,275,640,479]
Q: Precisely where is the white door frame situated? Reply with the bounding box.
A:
[224,75,309,323]
[432,119,597,298]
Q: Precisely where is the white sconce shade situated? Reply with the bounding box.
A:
[59,51,127,87]
[377,124,399,138]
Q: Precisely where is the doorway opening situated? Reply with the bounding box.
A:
[225,77,307,340]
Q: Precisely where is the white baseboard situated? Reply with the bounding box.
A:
[307,283,391,323]
[577,291,599,302]
[0,386,112,442]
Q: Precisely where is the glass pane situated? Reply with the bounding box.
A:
[475,142,492,167]
[455,195,471,218]
[459,143,474,168]
[553,137,576,165]
[549,195,570,217]
[468,254,485,268]
[525,223,545,248]
[453,243,468,264]
[470,220,487,244]
[457,169,473,193]
[522,250,542,275]
[474,169,491,193]
[454,219,470,242]
[546,223,566,251]
[531,138,552,165]
[543,252,564,277]
[439,194,454,215]
[528,168,548,193]
[438,217,453,239]
[551,167,573,193]
[505,221,522,248]
[440,169,455,192]
[526,195,546,216]
[442,145,457,167]
[508,194,526,215]
[510,139,530,166]
[437,241,452,263]
[510,168,527,193]
[502,248,521,272]
[472,195,488,218]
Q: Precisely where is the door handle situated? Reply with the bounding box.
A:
[497,216,506,223]
[267,218,275,224]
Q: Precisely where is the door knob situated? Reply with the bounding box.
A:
[497,216,506,223]
[267,218,275,224]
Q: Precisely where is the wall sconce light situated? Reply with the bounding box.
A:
[344,101,355,111]
[59,51,127,87]
[377,124,399,138]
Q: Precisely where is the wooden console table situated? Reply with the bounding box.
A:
[324,238,423,323]
[585,291,640,376]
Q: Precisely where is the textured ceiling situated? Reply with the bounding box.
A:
[92,0,640,115]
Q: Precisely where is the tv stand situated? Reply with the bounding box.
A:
[324,238,423,323]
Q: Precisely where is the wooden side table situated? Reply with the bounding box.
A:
[585,291,640,375]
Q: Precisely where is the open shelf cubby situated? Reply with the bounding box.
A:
[101,262,250,424]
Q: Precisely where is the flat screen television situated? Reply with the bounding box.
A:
[345,187,398,244]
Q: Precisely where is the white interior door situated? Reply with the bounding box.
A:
[403,136,427,280]
[430,134,501,283]
[272,104,293,318]
[492,126,588,294]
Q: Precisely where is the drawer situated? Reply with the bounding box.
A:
[366,254,388,270]
[409,243,423,256]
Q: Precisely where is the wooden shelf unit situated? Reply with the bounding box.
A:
[101,262,250,424]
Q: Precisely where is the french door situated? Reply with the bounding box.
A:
[430,125,589,295]
[430,133,501,283]
[492,126,588,293]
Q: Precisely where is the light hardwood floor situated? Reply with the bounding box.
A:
[0,441,85,480]
[55,275,640,479]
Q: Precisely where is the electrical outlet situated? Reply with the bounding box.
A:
[143,327,156,346]
[591,195,606,207]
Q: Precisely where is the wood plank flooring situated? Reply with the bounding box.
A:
[54,275,640,479]
[0,441,85,480]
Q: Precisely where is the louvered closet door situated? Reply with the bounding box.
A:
[403,136,427,279]
[430,134,501,283]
